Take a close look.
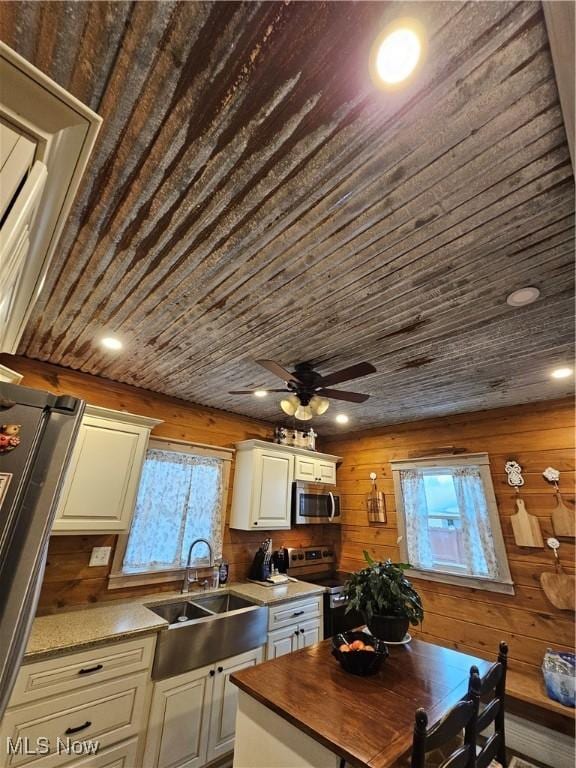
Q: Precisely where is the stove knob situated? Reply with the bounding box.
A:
[298,554,304,560]
[322,550,329,557]
[291,554,297,561]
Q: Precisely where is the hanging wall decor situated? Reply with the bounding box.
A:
[542,466,575,539]
[506,461,544,548]
[540,538,575,611]
[366,472,386,523]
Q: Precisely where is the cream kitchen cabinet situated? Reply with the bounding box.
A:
[265,595,323,660]
[145,647,263,768]
[293,455,337,484]
[229,440,340,530]
[0,636,155,768]
[52,405,162,534]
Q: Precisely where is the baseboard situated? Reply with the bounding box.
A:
[506,713,575,768]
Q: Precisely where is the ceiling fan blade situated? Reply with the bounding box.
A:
[228,389,290,394]
[255,359,302,384]
[317,362,376,388]
[317,388,370,403]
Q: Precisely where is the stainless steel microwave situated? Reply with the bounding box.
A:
[292,481,341,524]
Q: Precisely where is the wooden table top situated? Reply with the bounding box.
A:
[231,637,491,768]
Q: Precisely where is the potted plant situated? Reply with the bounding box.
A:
[344,551,424,642]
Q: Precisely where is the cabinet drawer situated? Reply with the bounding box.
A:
[268,597,322,631]
[57,739,138,768]
[11,637,155,708]
[0,674,149,768]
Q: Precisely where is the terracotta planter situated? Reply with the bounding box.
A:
[365,614,409,642]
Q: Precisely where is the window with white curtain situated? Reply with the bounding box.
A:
[118,442,227,579]
[391,453,514,594]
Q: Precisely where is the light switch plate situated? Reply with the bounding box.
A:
[89,546,112,567]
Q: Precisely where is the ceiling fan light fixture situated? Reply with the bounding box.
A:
[310,395,330,415]
[280,394,300,416]
[294,404,313,421]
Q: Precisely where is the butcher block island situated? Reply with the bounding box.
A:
[231,638,492,768]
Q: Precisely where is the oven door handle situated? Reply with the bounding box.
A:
[328,492,336,521]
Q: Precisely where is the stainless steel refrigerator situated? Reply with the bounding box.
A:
[0,382,84,719]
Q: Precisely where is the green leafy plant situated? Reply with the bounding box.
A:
[344,551,424,625]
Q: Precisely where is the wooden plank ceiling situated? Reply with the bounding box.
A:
[1,1,574,434]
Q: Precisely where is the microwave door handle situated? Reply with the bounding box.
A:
[329,491,335,521]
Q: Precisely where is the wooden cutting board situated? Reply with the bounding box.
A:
[510,498,544,548]
[552,492,575,538]
[540,566,576,611]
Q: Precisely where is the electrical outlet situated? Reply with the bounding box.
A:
[89,546,112,567]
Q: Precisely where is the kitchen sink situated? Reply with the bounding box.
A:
[148,592,268,679]
[191,593,254,614]
[149,601,213,625]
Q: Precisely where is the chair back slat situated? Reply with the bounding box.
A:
[439,745,473,768]
[476,696,501,732]
[476,732,500,768]
[426,701,475,752]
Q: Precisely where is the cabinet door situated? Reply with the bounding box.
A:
[297,618,322,650]
[206,648,263,764]
[145,665,213,768]
[317,460,336,485]
[293,455,317,482]
[53,415,149,533]
[266,626,298,660]
[252,450,293,529]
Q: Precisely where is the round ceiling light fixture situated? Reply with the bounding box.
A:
[551,367,573,380]
[506,286,540,307]
[370,19,425,88]
[335,414,349,425]
[101,335,123,351]
[254,390,268,398]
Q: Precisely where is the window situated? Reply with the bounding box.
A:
[391,453,513,594]
[109,439,232,588]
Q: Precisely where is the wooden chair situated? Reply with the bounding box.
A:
[469,640,509,768]
[410,672,481,768]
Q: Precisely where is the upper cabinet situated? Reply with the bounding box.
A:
[293,454,337,485]
[52,406,162,534]
[0,42,101,353]
[229,440,340,530]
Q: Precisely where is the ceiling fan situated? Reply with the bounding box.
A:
[229,359,376,421]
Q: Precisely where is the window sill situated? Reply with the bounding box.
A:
[407,567,515,595]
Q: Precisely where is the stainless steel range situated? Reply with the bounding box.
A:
[286,546,363,638]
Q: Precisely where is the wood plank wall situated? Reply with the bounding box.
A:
[322,398,575,676]
[1,355,338,613]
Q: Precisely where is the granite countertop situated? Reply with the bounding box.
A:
[24,580,324,663]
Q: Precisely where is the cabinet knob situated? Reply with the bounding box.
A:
[217,666,224,673]
[300,629,305,634]
[253,522,258,526]
[294,630,299,636]
[209,670,215,677]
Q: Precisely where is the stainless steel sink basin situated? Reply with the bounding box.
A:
[149,601,213,624]
[148,592,268,679]
[191,593,254,614]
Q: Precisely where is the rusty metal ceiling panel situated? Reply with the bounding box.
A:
[1,0,573,433]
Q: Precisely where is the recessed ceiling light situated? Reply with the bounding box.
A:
[254,390,268,398]
[506,287,540,307]
[335,414,349,425]
[551,367,573,379]
[372,21,423,86]
[101,336,123,351]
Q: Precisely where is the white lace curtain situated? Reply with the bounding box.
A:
[123,448,224,573]
[400,466,500,579]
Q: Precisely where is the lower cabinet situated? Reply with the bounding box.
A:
[145,647,263,768]
[266,618,322,660]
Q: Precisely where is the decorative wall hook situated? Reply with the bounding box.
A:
[505,461,524,490]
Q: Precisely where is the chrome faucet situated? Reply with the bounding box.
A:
[181,538,214,594]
